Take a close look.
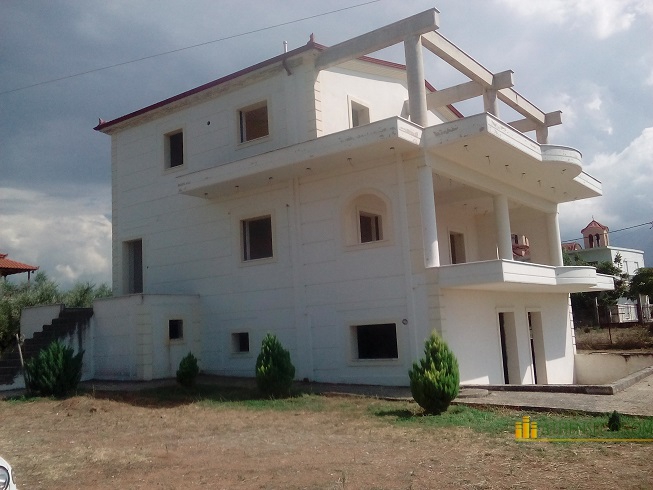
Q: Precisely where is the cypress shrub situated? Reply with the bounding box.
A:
[409,331,460,414]
[24,340,84,397]
[255,333,295,397]
[176,352,200,387]
[607,410,622,431]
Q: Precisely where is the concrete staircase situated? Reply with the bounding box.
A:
[0,307,93,386]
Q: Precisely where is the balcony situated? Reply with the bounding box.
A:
[436,260,614,293]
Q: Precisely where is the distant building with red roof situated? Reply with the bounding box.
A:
[0,253,39,281]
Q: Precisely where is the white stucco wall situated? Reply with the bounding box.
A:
[440,289,574,385]
[575,352,653,384]
[20,304,63,339]
[92,294,200,380]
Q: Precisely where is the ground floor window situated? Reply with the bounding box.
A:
[353,323,398,359]
[168,319,183,340]
[231,332,250,353]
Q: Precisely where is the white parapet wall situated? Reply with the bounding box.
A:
[20,304,64,339]
[575,352,653,384]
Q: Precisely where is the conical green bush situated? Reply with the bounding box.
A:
[255,333,295,398]
[409,331,460,414]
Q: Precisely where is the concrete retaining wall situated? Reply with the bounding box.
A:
[575,352,653,384]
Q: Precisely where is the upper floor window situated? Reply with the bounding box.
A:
[165,130,184,168]
[239,102,269,143]
[242,215,273,261]
[359,211,382,243]
[350,100,370,128]
[344,191,391,247]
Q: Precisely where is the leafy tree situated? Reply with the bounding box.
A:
[566,255,629,310]
[0,272,111,351]
[627,267,653,300]
[409,331,460,415]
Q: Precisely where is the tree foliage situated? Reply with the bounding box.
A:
[0,272,111,351]
[24,340,84,397]
[409,331,460,415]
[176,352,200,387]
[565,254,629,310]
[255,333,295,398]
[627,267,653,300]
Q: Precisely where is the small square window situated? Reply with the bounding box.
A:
[242,215,273,261]
[239,103,269,142]
[169,319,183,340]
[351,101,370,128]
[232,332,250,353]
[166,131,184,168]
[354,323,398,359]
[359,212,382,243]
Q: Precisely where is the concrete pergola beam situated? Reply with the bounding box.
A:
[315,9,440,71]
[425,70,513,109]
[509,111,563,133]
[421,31,551,126]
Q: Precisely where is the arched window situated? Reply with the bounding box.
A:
[343,191,391,247]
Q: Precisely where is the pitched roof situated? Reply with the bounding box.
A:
[581,219,609,234]
[0,253,39,278]
[94,40,462,134]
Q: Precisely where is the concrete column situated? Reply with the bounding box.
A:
[536,125,549,144]
[404,34,428,127]
[483,88,499,117]
[418,158,439,267]
[547,209,564,266]
[493,194,513,261]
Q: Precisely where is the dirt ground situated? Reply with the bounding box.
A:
[1,392,652,489]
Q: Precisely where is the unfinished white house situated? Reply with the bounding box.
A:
[88,9,613,386]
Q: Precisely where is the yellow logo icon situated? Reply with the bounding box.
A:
[515,415,537,440]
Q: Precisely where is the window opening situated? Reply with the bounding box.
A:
[351,101,370,127]
[354,323,398,359]
[125,239,143,294]
[242,216,273,261]
[166,131,184,168]
[449,232,466,264]
[239,103,269,142]
[359,212,382,243]
[232,332,250,353]
[169,319,183,340]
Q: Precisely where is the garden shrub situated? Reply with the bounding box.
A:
[255,333,295,397]
[176,352,200,387]
[607,410,622,431]
[24,340,84,397]
[409,331,460,414]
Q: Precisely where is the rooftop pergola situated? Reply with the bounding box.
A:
[0,253,39,281]
[314,8,561,143]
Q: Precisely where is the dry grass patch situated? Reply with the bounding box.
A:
[575,325,653,351]
[0,389,651,489]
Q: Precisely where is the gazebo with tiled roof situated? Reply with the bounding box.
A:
[0,253,39,281]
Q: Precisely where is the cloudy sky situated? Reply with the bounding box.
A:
[2,0,652,288]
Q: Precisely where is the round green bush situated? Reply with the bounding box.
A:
[176,352,199,387]
[255,333,295,398]
[409,331,460,414]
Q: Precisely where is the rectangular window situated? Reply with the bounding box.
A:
[351,101,370,127]
[239,103,269,142]
[125,239,143,294]
[354,323,398,359]
[169,319,183,340]
[359,212,382,243]
[231,332,250,353]
[242,215,273,261]
[166,130,184,168]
